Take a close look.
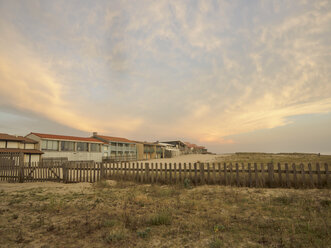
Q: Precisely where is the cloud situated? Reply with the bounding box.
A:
[0,20,143,134]
[0,0,330,150]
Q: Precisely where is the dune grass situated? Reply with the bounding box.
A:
[0,180,330,247]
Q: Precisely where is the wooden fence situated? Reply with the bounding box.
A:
[0,159,330,188]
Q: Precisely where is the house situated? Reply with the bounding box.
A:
[26,132,106,162]
[161,141,189,154]
[0,133,43,163]
[92,132,137,161]
[184,142,208,154]
[156,142,180,158]
[135,141,165,160]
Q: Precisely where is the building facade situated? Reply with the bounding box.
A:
[92,133,137,161]
[0,133,43,163]
[136,141,165,160]
[26,132,105,162]
[161,141,189,154]
[184,142,207,154]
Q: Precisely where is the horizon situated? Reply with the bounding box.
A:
[1,0,330,154]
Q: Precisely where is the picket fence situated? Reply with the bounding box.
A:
[0,158,330,188]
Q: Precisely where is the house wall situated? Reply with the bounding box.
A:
[103,143,137,160]
[25,143,35,149]
[42,151,103,162]
[26,134,42,150]
[7,141,19,148]
[136,143,144,160]
[23,154,41,163]
[0,141,5,148]
[26,134,103,162]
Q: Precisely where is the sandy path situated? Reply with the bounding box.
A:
[137,154,227,164]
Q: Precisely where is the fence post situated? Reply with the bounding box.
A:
[224,163,227,186]
[235,163,239,186]
[101,163,105,180]
[63,162,68,183]
[325,163,329,188]
[268,163,274,187]
[213,163,216,184]
[300,163,305,188]
[218,163,222,185]
[278,163,282,187]
[207,163,210,184]
[293,164,297,188]
[254,163,258,187]
[169,163,173,184]
[194,163,198,185]
[18,152,24,183]
[229,163,233,186]
[146,163,150,183]
[316,163,321,187]
[248,163,252,187]
[199,162,205,184]
[179,163,182,183]
[308,163,313,187]
[261,163,265,187]
[174,163,177,184]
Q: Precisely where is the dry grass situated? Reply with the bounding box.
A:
[0,181,330,247]
[215,153,331,165]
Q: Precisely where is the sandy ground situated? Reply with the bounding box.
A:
[0,181,92,193]
[137,154,226,164]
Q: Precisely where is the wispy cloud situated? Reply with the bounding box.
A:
[0,0,330,150]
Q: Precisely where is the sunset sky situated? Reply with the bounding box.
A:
[0,0,330,154]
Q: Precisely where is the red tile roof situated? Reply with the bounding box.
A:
[30,132,105,143]
[0,148,43,154]
[184,142,205,149]
[94,135,134,143]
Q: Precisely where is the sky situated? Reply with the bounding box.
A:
[0,0,330,154]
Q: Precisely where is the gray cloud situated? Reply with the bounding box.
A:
[0,0,330,152]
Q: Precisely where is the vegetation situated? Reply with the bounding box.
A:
[215,153,331,165]
[0,180,330,247]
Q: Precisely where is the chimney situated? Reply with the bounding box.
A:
[92,132,98,137]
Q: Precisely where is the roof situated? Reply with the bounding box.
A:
[133,140,163,146]
[21,137,38,144]
[156,142,176,147]
[29,132,105,143]
[162,141,187,146]
[184,142,205,149]
[0,133,37,143]
[0,148,43,154]
[94,134,134,143]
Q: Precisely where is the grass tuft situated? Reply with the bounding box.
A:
[148,211,172,225]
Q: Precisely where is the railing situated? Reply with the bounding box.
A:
[0,160,329,188]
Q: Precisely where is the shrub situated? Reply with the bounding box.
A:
[137,227,151,239]
[149,211,172,225]
[209,237,223,248]
[184,178,192,189]
[103,228,127,244]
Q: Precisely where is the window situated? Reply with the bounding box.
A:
[77,142,88,152]
[90,143,100,152]
[42,140,59,151]
[61,141,74,151]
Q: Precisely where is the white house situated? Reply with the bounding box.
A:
[26,132,106,162]
[92,132,137,161]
